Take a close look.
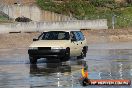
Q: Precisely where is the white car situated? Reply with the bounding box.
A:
[28,29,88,64]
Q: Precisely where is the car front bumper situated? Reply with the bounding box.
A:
[28,49,68,58]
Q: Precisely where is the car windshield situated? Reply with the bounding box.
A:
[41,31,70,40]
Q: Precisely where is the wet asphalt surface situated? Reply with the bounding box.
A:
[0,43,132,88]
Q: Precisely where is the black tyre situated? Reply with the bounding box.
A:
[29,56,37,64]
[77,52,85,59]
[82,47,87,57]
[61,47,70,62]
[77,47,87,59]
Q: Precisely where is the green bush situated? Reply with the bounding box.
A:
[36,0,56,12]
[36,0,96,19]
[89,0,115,7]
[66,0,95,19]
[36,0,132,28]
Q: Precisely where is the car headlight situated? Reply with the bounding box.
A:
[51,47,64,50]
[29,47,38,50]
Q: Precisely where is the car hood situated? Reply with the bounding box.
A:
[29,40,70,47]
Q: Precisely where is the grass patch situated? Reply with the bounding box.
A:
[0,16,13,23]
[0,16,8,20]
[0,16,9,22]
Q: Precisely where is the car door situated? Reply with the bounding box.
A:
[70,31,81,56]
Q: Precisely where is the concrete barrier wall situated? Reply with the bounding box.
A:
[0,19,108,33]
[0,4,75,21]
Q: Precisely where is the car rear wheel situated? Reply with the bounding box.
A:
[29,56,37,64]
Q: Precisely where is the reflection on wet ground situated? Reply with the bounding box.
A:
[0,48,132,88]
[30,63,71,76]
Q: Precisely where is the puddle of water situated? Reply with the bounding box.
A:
[0,48,132,88]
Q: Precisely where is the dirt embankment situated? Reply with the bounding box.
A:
[0,0,36,5]
[81,29,132,44]
[0,29,132,49]
[0,33,39,49]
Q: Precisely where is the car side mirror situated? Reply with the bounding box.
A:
[33,38,39,41]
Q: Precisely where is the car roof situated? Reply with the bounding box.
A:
[43,29,80,32]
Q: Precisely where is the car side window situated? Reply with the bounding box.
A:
[72,31,84,41]
[77,31,85,41]
[73,32,80,41]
